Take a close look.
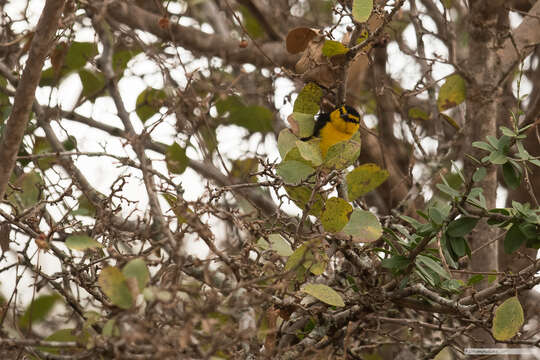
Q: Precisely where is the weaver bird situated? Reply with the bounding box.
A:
[304,105,361,157]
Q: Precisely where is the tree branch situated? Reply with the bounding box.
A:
[0,0,65,201]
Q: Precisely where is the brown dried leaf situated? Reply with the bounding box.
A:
[286,27,318,54]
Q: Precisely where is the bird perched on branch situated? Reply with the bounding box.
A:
[303,105,361,157]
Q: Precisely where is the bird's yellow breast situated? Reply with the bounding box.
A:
[319,121,359,157]
[317,108,360,157]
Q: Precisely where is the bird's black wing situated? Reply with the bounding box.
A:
[301,112,330,140]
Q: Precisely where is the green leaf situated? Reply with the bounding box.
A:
[296,140,323,166]
[492,296,524,341]
[166,142,188,174]
[436,183,461,198]
[323,131,361,169]
[292,112,315,138]
[302,283,345,307]
[19,294,61,329]
[500,126,516,137]
[239,5,264,38]
[440,234,459,268]
[488,151,508,165]
[346,163,389,200]
[216,95,244,115]
[467,274,484,286]
[428,206,445,225]
[352,0,373,22]
[472,141,494,151]
[65,235,103,251]
[277,129,298,159]
[341,209,382,243]
[72,194,96,217]
[78,69,105,99]
[285,244,309,272]
[32,136,55,170]
[38,328,89,354]
[135,87,166,123]
[381,255,410,271]
[98,267,133,309]
[64,42,98,70]
[161,193,187,224]
[123,258,150,292]
[102,318,120,337]
[257,234,293,256]
[112,48,141,74]
[408,107,429,121]
[416,255,450,280]
[441,0,452,8]
[437,74,466,111]
[230,105,273,133]
[450,236,467,257]
[441,279,463,292]
[285,185,326,217]
[293,83,323,115]
[447,217,478,237]
[321,197,352,232]
[473,167,487,182]
[277,160,315,185]
[322,40,349,57]
[8,171,44,210]
[502,162,521,190]
[503,223,526,254]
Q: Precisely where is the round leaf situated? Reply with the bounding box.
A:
[123,258,150,292]
[291,112,315,138]
[284,185,326,217]
[322,40,349,57]
[293,83,323,115]
[302,283,345,307]
[258,234,293,257]
[352,0,373,23]
[229,105,273,133]
[98,267,133,309]
[166,142,188,174]
[296,139,323,166]
[65,235,103,251]
[135,87,166,123]
[346,163,389,200]
[277,160,315,185]
[492,296,524,341]
[503,223,526,254]
[277,129,298,159]
[437,74,466,111]
[321,197,352,232]
[323,132,361,169]
[286,27,318,54]
[341,209,382,243]
[78,69,105,99]
[19,294,61,329]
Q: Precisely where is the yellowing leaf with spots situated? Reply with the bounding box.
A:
[346,163,389,201]
[492,296,524,341]
[340,209,382,243]
[321,197,352,232]
[302,283,345,307]
[437,74,466,111]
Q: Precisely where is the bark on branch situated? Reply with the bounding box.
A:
[0,0,66,201]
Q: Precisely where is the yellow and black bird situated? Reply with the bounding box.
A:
[303,105,361,157]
